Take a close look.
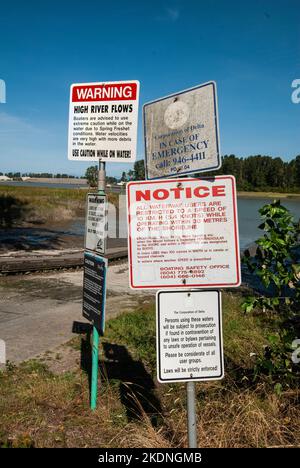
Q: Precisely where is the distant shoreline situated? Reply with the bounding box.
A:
[237,191,300,199]
[1,181,300,198]
[0,177,88,185]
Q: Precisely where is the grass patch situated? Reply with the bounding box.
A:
[0,185,119,226]
[0,358,126,448]
[222,291,268,368]
[104,303,156,370]
[0,291,300,448]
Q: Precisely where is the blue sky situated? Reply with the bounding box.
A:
[0,0,299,177]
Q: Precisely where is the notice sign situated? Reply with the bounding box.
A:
[157,290,224,383]
[85,193,107,255]
[144,81,220,180]
[68,80,140,162]
[127,176,240,289]
[83,252,107,333]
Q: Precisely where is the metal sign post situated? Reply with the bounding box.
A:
[156,289,224,448]
[187,381,197,448]
[140,81,233,449]
[91,324,99,410]
[90,160,106,410]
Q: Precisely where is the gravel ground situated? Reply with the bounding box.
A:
[0,260,154,365]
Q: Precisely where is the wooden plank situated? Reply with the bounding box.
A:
[0,248,128,273]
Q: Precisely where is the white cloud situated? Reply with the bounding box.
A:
[156,6,180,22]
[0,111,37,134]
[166,7,180,21]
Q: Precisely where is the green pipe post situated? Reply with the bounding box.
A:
[90,160,106,410]
[91,325,100,410]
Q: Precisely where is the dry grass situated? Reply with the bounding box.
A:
[172,386,300,448]
[116,419,173,448]
[112,384,300,448]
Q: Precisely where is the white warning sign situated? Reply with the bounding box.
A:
[85,193,107,255]
[157,289,224,383]
[127,175,241,289]
[68,80,140,162]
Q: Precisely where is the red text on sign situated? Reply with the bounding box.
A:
[72,83,137,102]
[135,185,226,202]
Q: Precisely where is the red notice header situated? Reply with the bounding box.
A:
[72,82,137,102]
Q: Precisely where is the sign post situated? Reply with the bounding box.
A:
[156,289,223,448]
[91,324,99,411]
[90,160,106,410]
[139,81,233,448]
[68,79,140,411]
[82,249,107,410]
[187,381,197,448]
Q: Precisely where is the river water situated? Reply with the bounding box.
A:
[237,197,300,250]
[1,181,299,252]
[69,196,300,250]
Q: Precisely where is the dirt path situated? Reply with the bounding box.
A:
[0,260,154,364]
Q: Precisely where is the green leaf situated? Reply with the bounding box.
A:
[268,334,279,345]
[285,359,291,368]
[292,264,300,275]
[274,383,282,396]
[272,275,281,289]
[272,297,279,306]
[245,304,254,313]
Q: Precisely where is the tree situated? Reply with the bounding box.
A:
[120,171,127,182]
[127,169,134,181]
[133,160,145,180]
[106,176,117,185]
[85,166,98,187]
[294,155,300,187]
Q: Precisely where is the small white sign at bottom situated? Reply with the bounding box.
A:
[156,290,224,383]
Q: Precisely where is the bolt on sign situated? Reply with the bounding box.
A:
[156,290,223,383]
[143,81,220,180]
[82,252,107,334]
[68,80,140,162]
[127,175,241,289]
[85,193,107,255]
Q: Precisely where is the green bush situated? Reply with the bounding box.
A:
[242,200,300,389]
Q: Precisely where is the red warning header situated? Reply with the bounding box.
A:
[72,82,137,102]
